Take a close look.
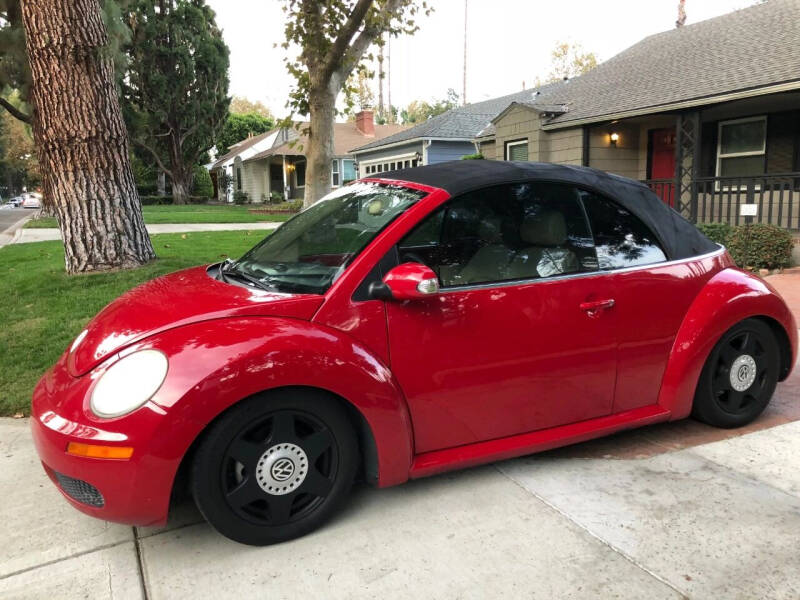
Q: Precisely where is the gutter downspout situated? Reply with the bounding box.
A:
[422,139,432,165]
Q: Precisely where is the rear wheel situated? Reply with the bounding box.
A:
[692,318,779,428]
[191,390,358,545]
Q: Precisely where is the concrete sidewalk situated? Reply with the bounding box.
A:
[3,413,800,599]
[13,222,281,244]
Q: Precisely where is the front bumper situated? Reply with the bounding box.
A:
[31,358,180,527]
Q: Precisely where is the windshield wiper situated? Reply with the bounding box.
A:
[219,260,276,292]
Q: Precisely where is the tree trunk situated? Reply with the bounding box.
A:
[304,86,336,208]
[20,0,155,273]
[171,177,192,205]
[157,170,166,196]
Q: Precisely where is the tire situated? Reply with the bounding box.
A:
[692,318,780,428]
[191,389,358,546]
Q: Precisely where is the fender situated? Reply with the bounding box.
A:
[658,267,797,420]
[137,316,414,496]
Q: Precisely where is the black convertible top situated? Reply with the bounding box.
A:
[376,160,718,261]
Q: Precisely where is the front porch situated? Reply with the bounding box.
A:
[582,90,800,230]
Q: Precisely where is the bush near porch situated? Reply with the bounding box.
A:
[697,223,793,270]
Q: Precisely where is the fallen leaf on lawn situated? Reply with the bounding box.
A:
[163,244,171,248]
[181,234,187,239]
[13,412,24,419]
[25,304,33,309]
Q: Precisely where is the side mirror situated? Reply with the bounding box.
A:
[369,263,440,301]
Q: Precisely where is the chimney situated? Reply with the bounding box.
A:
[355,110,375,137]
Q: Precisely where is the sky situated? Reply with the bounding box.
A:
[206,0,758,118]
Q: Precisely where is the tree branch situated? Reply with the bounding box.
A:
[334,0,405,83]
[132,138,173,179]
[0,97,32,124]
[321,0,374,82]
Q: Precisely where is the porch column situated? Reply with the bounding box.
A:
[674,111,701,222]
[265,158,271,201]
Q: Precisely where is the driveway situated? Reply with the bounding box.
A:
[3,271,800,599]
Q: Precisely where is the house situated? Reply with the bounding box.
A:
[475,0,800,230]
[211,111,405,203]
[349,85,562,174]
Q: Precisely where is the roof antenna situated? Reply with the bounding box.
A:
[462,0,468,106]
[676,0,687,27]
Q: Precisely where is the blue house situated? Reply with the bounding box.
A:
[349,86,561,174]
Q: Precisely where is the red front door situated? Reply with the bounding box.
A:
[649,128,676,206]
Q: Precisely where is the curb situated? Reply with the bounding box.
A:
[0,212,34,248]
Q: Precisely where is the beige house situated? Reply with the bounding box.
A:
[211,111,405,203]
[475,0,800,229]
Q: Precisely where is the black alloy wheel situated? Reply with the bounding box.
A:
[192,390,358,545]
[692,318,780,428]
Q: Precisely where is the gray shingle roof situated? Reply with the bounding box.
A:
[539,0,800,128]
[351,83,563,153]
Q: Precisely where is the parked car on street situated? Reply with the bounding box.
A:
[21,193,42,209]
[9,196,23,207]
[31,161,797,546]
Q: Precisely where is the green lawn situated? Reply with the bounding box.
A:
[0,230,266,416]
[25,204,294,229]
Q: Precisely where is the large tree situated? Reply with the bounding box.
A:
[542,42,599,84]
[400,88,459,124]
[281,0,430,207]
[20,0,154,273]
[122,0,230,204]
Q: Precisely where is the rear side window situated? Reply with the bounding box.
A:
[581,191,667,269]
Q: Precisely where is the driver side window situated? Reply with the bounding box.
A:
[398,183,596,288]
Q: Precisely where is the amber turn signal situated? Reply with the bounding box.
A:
[66,442,134,460]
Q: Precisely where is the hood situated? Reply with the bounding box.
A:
[67,265,324,376]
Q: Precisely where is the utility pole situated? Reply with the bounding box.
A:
[676,0,687,27]
[462,0,468,105]
[377,40,385,122]
[387,37,392,123]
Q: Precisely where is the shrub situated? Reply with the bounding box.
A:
[697,223,734,247]
[269,190,285,204]
[233,190,250,205]
[727,223,794,270]
[139,195,174,206]
[461,153,484,160]
[192,166,214,199]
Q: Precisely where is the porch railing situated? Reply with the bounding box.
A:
[642,173,800,230]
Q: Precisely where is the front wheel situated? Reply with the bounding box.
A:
[692,318,779,428]
[191,390,358,545]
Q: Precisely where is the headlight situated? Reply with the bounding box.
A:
[90,350,168,418]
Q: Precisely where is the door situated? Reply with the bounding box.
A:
[649,128,676,206]
[386,182,618,454]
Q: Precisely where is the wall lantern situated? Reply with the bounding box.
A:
[609,132,620,147]
[286,163,296,172]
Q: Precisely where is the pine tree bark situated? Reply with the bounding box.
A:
[20,0,155,273]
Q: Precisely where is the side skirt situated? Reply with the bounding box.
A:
[409,405,671,479]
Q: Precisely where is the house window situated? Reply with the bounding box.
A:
[332,159,340,187]
[343,159,356,183]
[717,116,766,178]
[506,140,529,162]
[236,167,242,191]
[295,161,306,187]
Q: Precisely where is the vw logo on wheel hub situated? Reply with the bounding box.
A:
[271,458,295,482]
[730,354,757,392]
[256,443,308,495]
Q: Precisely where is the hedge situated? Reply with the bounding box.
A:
[139,195,210,205]
[697,222,794,270]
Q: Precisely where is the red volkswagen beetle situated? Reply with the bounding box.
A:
[32,161,796,545]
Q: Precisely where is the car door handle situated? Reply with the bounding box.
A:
[580,299,615,313]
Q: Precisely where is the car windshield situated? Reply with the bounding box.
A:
[230,182,425,295]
